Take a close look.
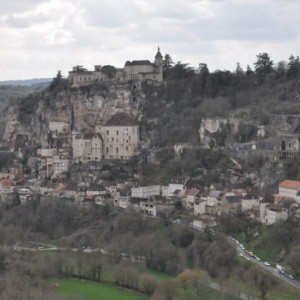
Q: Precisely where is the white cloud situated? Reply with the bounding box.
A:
[1,0,300,80]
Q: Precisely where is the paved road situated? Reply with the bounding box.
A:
[228,237,300,290]
[117,207,300,290]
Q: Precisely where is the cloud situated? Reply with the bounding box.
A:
[0,0,45,15]
[1,0,300,80]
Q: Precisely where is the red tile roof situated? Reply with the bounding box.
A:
[183,188,200,198]
[1,179,13,186]
[279,180,300,189]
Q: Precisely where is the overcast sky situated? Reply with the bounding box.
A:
[1,0,300,80]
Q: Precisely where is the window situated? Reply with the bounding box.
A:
[116,147,119,154]
[116,130,119,135]
[106,147,109,153]
[126,146,128,151]
[107,130,109,135]
[112,137,114,142]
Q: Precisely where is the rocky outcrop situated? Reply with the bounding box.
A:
[2,80,142,149]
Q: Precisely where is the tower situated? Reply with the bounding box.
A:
[154,47,163,81]
[155,47,163,66]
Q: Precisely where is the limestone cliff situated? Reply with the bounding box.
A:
[2,80,143,149]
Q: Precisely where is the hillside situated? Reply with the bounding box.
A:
[0,78,51,87]
[1,56,300,187]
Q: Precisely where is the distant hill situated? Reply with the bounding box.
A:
[0,79,52,122]
[0,78,52,87]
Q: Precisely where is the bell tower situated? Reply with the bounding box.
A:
[154,47,163,81]
[155,47,163,66]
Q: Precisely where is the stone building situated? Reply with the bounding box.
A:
[131,185,161,199]
[72,132,103,161]
[278,132,300,158]
[69,48,163,87]
[260,203,288,225]
[96,113,139,160]
[278,180,300,202]
[46,156,70,178]
[49,120,70,138]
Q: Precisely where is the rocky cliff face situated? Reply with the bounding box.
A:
[2,80,143,149]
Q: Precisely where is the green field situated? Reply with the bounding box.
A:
[53,278,149,300]
[146,269,174,280]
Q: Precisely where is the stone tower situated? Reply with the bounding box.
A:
[155,47,163,65]
[154,47,163,81]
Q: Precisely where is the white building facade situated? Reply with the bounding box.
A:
[95,113,139,160]
[131,185,161,199]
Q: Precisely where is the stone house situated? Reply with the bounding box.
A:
[162,182,185,198]
[278,180,300,202]
[131,185,161,199]
[52,156,70,178]
[221,193,242,214]
[72,132,103,161]
[278,132,300,158]
[182,188,200,209]
[260,203,288,225]
[194,200,207,216]
[241,194,262,212]
[139,199,157,216]
[95,113,139,160]
[192,216,217,229]
[114,196,131,209]
[69,48,163,87]
[205,190,223,215]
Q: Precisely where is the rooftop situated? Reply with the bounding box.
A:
[125,60,153,66]
[279,180,300,190]
[105,113,137,126]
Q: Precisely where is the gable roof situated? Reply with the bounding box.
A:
[267,203,283,212]
[279,180,300,190]
[208,190,222,198]
[125,60,153,66]
[105,113,137,126]
[184,188,200,198]
[225,195,242,203]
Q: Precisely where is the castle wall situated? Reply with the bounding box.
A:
[68,50,163,87]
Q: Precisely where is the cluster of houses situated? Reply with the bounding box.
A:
[2,163,300,229]
[18,112,140,179]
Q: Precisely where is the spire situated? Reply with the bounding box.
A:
[155,46,162,59]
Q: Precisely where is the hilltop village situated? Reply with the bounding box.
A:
[0,53,298,238]
[2,49,300,299]
[1,48,300,230]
